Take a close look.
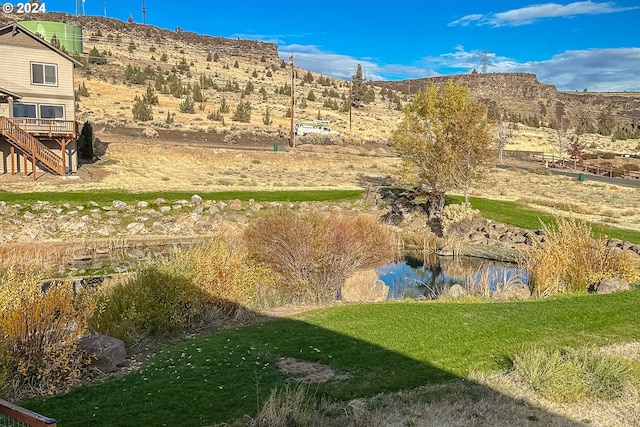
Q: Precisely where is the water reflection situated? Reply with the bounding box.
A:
[377,254,529,300]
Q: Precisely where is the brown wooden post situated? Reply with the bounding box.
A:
[32,149,37,180]
[10,145,15,175]
[60,138,67,175]
[23,152,27,176]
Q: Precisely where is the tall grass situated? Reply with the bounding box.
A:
[512,346,636,402]
[0,265,94,400]
[526,216,640,296]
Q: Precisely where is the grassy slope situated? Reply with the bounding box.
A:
[23,290,640,426]
[448,195,640,243]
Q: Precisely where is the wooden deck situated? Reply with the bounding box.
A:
[0,116,77,177]
[6,117,77,138]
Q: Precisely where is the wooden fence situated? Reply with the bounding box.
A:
[532,154,640,180]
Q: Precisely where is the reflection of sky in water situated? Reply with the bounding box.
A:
[377,257,529,300]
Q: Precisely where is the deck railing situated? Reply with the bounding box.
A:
[0,398,56,427]
[0,116,66,176]
[7,118,77,137]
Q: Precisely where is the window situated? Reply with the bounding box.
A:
[40,104,65,120]
[31,62,58,86]
[12,103,37,118]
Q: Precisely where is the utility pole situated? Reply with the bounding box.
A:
[481,49,488,73]
[104,2,107,17]
[289,54,295,148]
[142,0,147,24]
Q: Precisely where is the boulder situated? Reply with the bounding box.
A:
[592,278,630,294]
[342,269,389,302]
[142,127,159,138]
[78,333,127,373]
[446,284,467,298]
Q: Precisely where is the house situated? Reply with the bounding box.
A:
[0,22,82,179]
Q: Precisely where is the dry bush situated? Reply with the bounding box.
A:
[0,265,94,400]
[297,133,343,146]
[164,237,277,310]
[89,266,209,344]
[526,217,640,296]
[89,236,276,342]
[244,209,398,303]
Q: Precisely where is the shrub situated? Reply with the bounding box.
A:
[526,216,640,296]
[163,238,277,311]
[0,265,94,399]
[89,266,208,343]
[244,209,398,303]
[132,95,153,121]
[87,46,106,65]
[77,120,94,159]
[512,346,635,402]
[262,106,272,125]
[602,152,616,160]
[90,237,277,344]
[179,94,195,114]
[232,101,252,122]
[77,81,90,97]
[142,83,158,105]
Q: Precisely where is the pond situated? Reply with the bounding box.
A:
[376,254,530,300]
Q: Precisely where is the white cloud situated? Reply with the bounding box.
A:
[272,43,639,92]
[450,1,637,27]
[418,46,640,91]
[278,44,436,81]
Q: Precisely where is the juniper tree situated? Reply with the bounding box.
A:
[351,64,366,108]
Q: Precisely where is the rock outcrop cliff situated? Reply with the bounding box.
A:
[379,73,640,132]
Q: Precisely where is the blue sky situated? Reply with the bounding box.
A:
[30,1,640,91]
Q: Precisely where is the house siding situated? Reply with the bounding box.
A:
[0,24,79,176]
[0,44,75,121]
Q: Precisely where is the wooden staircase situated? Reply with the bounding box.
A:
[0,116,65,176]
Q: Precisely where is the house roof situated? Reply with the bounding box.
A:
[0,87,22,100]
[0,22,83,68]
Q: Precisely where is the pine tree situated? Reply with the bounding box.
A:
[132,95,153,121]
[262,106,272,125]
[142,83,158,105]
[179,94,195,114]
[351,64,366,108]
[232,101,252,122]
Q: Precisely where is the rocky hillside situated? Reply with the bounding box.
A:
[378,73,640,134]
[2,12,639,150]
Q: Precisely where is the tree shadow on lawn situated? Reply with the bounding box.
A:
[22,307,586,427]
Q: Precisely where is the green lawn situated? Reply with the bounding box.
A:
[23,290,640,426]
[448,195,640,243]
[0,189,363,206]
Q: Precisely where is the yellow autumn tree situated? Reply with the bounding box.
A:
[391,80,495,217]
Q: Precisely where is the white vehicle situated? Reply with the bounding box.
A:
[294,120,341,137]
